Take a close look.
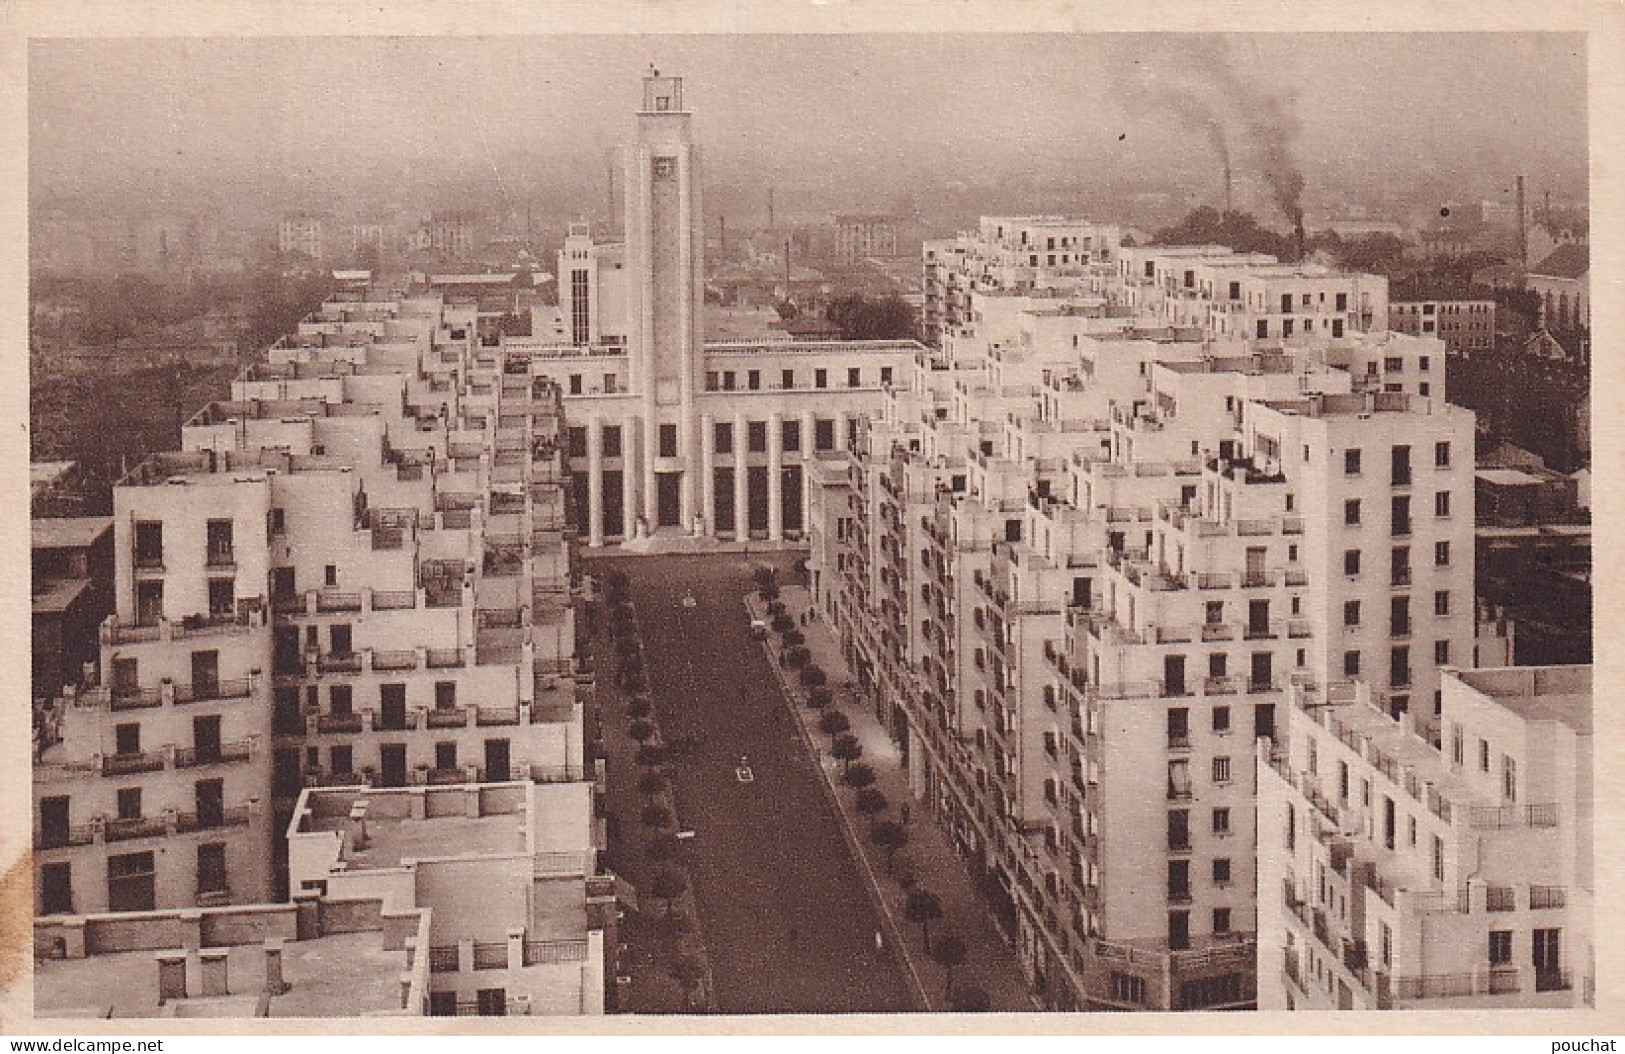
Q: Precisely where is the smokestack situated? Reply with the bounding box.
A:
[719,215,726,252]
[1224,159,1233,214]
[1516,175,1527,269]
[1294,216,1306,263]
[768,186,776,231]
[607,158,615,227]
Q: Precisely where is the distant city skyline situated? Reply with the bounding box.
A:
[30,33,1587,228]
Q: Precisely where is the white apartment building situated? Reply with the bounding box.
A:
[810,220,1538,1010]
[1257,666,1592,1010]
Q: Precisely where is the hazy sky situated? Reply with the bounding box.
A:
[29,33,1588,219]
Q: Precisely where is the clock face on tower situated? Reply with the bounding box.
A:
[652,157,676,181]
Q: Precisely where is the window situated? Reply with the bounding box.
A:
[723,371,736,390]
[1211,758,1232,785]
[881,366,894,386]
[1435,490,1451,517]
[1344,650,1361,677]
[1435,640,1451,665]
[435,682,456,710]
[1384,356,1405,372]
[1480,739,1491,772]
[1390,646,1411,687]
[134,520,164,566]
[205,520,234,566]
[568,373,583,395]
[1502,756,1517,802]
[1434,590,1451,617]
[1256,320,1268,339]
[1435,441,1451,469]
[714,422,733,455]
[1435,541,1451,567]
[1391,445,1412,486]
[815,368,828,389]
[1111,973,1146,1005]
[705,371,719,391]
[1344,549,1361,576]
[1212,858,1232,886]
[197,843,227,895]
[1419,355,1431,372]
[1392,495,1411,536]
[1212,806,1231,833]
[1212,706,1230,733]
[324,564,338,587]
[603,373,617,394]
[1433,835,1445,881]
[747,421,767,453]
[1489,930,1513,966]
[116,787,142,820]
[1451,724,1464,766]
[1168,911,1190,951]
[659,424,678,458]
[1213,908,1232,935]
[1344,601,1361,627]
[814,419,835,451]
[1344,499,1362,526]
[782,420,801,453]
[848,367,861,388]
[207,578,235,617]
[747,369,760,391]
[567,426,587,458]
[1344,449,1362,476]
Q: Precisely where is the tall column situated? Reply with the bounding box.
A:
[733,412,749,540]
[680,414,696,533]
[623,415,642,538]
[767,411,784,542]
[801,408,816,534]
[587,416,605,548]
[699,412,716,537]
[834,410,849,454]
[642,415,659,534]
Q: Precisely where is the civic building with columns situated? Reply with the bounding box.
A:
[511,70,921,548]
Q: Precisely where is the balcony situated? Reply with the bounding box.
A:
[317,652,362,675]
[427,707,470,729]
[1201,622,1236,642]
[316,712,364,734]
[102,751,166,776]
[524,938,589,966]
[371,649,418,671]
[174,678,254,704]
[476,707,521,727]
[109,687,163,711]
[174,739,253,767]
[205,549,236,569]
[34,825,95,850]
[174,805,251,832]
[426,648,466,669]
[1393,968,1520,1002]
[1530,885,1567,910]
[104,816,169,842]
[1468,803,1559,829]
[315,591,363,614]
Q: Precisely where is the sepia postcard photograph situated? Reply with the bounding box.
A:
[2,0,1616,1038]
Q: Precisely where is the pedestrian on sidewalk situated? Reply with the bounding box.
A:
[901,801,911,826]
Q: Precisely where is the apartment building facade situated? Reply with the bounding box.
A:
[810,230,1530,1010]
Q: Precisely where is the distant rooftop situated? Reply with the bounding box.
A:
[31,516,111,551]
[1530,243,1589,279]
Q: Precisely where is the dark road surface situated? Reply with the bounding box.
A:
[592,553,914,1014]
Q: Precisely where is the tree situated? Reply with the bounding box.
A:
[855,787,889,835]
[621,670,647,693]
[843,762,876,790]
[760,580,780,602]
[825,293,917,340]
[635,743,669,767]
[871,820,908,872]
[784,646,810,670]
[904,889,943,952]
[818,710,851,737]
[645,832,681,862]
[781,629,805,649]
[651,869,689,915]
[671,952,706,1009]
[626,696,654,720]
[800,665,827,688]
[949,984,991,1012]
[930,934,968,1000]
[628,719,656,743]
[806,686,834,710]
[638,771,668,796]
[641,803,673,829]
[831,733,863,773]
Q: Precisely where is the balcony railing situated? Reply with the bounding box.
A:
[427,707,470,729]
[104,816,169,842]
[1469,803,1558,829]
[429,946,459,973]
[523,938,589,966]
[174,805,251,832]
[34,825,96,850]
[316,712,364,734]
[174,739,253,767]
[1393,969,1519,1001]
[372,649,418,671]
[109,688,163,711]
[317,653,363,674]
[426,648,465,669]
[477,707,520,727]
[102,751,166,776]
[174,678,254,704]
[472,942,509,970]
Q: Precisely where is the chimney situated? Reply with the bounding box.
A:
[198,950,230,997]
[768,186,775,231]
[1516,175,1527,269]
[156,952,188,1003]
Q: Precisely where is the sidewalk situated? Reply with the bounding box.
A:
[750,584,1038,1013]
